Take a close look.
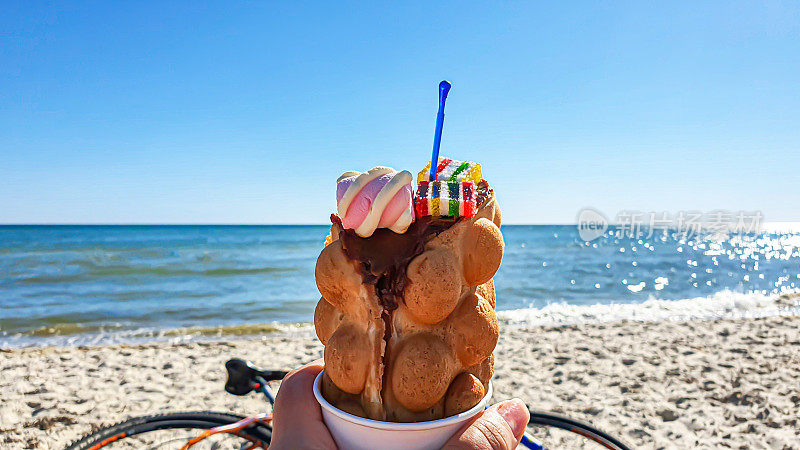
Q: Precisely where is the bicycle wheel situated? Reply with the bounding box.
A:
[66,411,272,449]
[524,410,631,450]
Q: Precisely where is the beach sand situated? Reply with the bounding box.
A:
[2,315,799,449]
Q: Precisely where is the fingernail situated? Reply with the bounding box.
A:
[497,399,528,438]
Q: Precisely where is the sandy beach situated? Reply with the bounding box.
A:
[2,314,799,449]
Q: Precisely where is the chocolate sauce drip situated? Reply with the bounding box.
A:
[332,214,455,310]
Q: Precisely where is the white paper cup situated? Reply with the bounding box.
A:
[313,371,493,450]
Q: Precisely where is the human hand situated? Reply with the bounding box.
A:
[441,399,529,450]
[268,359,337,450]
[269,359,528,450]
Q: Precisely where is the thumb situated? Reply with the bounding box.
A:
[442,399,529,450]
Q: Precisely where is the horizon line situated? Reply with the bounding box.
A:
[0,222,574,226]
[2,222,798,227]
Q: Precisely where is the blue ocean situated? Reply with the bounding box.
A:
[2,225,799,347]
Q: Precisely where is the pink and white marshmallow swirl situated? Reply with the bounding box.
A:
[336,167,414,238]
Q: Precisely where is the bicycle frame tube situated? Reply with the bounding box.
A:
[180,413,272,450]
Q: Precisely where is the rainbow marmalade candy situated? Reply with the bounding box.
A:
[417,157,482,183]
[415,180,477,218]
[415,157,481,219]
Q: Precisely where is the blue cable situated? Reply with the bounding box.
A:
[520,433,545,449]
[254,376,275,405]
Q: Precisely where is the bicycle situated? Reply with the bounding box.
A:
[67,358,631,449]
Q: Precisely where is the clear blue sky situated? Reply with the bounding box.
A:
[1,1,798,224]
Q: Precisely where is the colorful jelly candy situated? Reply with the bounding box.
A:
[414,180,477,218]
[417,157,482,183]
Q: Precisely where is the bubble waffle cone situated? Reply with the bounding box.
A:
[315,182,503,422]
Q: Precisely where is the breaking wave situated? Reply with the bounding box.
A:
[498,289,800,327]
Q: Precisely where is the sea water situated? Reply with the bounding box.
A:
[1,225,799,347]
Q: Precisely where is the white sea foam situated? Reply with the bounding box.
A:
[5,291,798,348]
[497,289,800,327]
[0,322,316,349]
